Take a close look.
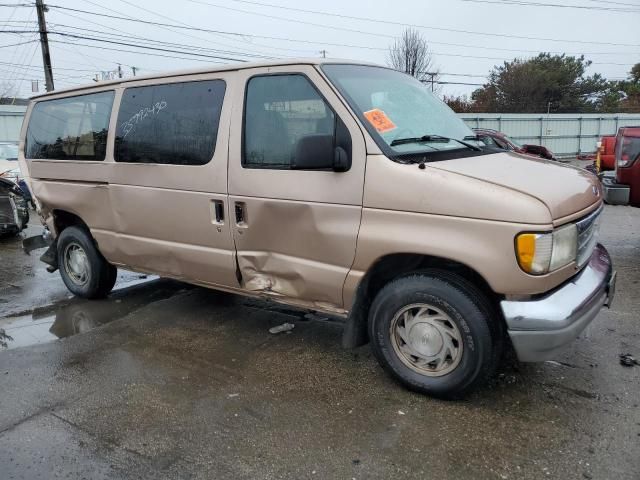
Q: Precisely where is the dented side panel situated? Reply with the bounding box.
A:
[233,196,361,307]
[29,178,113,234]
[227,66,367,310]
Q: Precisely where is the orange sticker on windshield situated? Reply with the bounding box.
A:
[363,109,397,133]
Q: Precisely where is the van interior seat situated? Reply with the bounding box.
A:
[245,107,290,165]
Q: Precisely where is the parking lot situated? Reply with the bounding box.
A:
[1,205,639,480]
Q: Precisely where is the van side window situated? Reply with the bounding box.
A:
[243,74,336,169]
[115,80,225,165]
[25,91,114,161]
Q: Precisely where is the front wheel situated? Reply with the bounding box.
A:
[368,274,498,399]
[57,226,117,299]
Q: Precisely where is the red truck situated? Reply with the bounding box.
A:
[599,135,617,171]
[602,126,640,207]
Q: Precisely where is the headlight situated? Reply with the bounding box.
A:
[516,224,577,275]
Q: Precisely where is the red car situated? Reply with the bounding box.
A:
[473,128,555,160]
[599,135,617,171]
[602,126,640,207]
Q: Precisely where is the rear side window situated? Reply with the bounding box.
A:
[243,74,336,169]
[115,80,225,165]
[26,91,114,161]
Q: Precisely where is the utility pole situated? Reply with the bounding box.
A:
[319,49,327,58]
[35,0,54,91]
[117,64,123,79]
[131,66,137,77]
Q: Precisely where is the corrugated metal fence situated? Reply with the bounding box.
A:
[460,113,640,158]
[0,105,27,143]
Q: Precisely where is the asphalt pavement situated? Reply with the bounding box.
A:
[0,206,638,480]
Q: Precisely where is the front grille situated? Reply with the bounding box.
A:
[575,206,602,267]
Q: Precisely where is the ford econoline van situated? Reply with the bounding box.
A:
[19,59,615,398]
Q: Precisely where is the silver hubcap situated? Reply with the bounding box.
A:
[390,303,463,377]
[63,243,89,286]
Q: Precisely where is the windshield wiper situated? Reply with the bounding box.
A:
[391,134,482,151]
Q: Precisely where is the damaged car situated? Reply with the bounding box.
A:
[18,59,614,399]
[0,176,29,237]
[473,128,556,160]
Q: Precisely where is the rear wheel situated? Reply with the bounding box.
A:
[57,226,117,299]
[368,273,499,399]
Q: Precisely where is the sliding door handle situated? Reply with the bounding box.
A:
[210,199,224,225]
[214,201,224,223]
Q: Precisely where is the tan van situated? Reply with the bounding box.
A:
[19,59,615,398]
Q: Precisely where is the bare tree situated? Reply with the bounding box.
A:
[0,81,16,100]
[387,28,440,91]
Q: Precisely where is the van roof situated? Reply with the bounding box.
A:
[31,58,381,99]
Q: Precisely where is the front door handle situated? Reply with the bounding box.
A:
[234,202,247,225]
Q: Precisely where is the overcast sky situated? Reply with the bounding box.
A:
[1,0,638,99]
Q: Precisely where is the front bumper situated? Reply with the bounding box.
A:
[501,244,615,362]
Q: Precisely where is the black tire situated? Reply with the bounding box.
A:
[57,226,117,299]
[368,273,498,399]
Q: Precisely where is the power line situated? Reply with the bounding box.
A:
[50,24,277,60]
[2,5,36,91]
[192,0,640,48]
[459,0,640,12]
[0,39,37,48]
[108,0,301,57]
[6,26,495,83]
[51,41,146,72]
[2,30,250,62]
[3,27,637,70]
[41,5,640,63]
[51,6,309,56]
[0,59,98,72]
[49,40,230,65]
[83,0,301,61]
[434,81,485,86]
[439,72,489,78]
[9,40,39,98]
[43,2,640,58]
[585,0,640,7]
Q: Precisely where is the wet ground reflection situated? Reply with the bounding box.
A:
[0,278,188,350]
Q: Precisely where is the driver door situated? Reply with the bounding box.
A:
[227,65,367,311]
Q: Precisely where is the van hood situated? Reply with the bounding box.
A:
[429,152,601,220]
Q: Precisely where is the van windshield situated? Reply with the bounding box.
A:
[322,64,484,158]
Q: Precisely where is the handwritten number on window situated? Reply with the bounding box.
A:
[121,100,167,138]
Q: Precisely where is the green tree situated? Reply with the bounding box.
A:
[443,94,484,113]
[618,62,640,112]
[470,54,611,113]
[630,63,640,83]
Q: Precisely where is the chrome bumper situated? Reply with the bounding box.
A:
[501,244,615,362]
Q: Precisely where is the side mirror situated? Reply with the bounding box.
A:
[291,134,350,172]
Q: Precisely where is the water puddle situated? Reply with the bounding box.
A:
[0,278,188,350]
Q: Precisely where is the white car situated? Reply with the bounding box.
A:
[0,142,22,183]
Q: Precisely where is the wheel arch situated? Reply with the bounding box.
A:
[51,209,90,237]
[342,252,501,348]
